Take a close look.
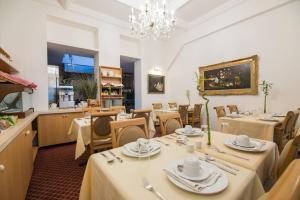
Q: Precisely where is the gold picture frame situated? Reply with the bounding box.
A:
[199,55,258,96]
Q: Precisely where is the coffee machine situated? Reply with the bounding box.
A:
[58,86,75,108]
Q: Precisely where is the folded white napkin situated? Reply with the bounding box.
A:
[164,168,220,191]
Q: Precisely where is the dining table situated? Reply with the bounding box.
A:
[218,114,285,141]
[68,113,156,159]
[79,131,278,200]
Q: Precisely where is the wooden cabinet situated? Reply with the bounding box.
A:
[38,112,83,147]
[0,124,33,200]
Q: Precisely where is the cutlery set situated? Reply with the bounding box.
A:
[100,151,123,163]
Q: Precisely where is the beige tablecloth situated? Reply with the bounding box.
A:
[80,134,268,200]
[218,115,284,141]
[68,114,156,159]
[161,131,279,182]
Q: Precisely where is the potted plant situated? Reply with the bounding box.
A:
[195,72,212,145]
[259,80,273,114]
[74,77,98,106]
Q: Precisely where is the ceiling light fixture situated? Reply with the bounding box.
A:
[129,0,176,39]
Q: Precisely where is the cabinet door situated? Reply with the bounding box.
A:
[65,112,84,141]
[21,124,33,195]
[38,114,66,147]
[0,133,25,200]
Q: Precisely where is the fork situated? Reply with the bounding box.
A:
[142,178,166,200]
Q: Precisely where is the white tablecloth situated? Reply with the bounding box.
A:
[68,114,156,159]
[79,133,268,200]
[218,115,284,141]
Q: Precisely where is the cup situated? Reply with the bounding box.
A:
[184,125,193,134]
[235,135,251,147]
[185,143,195,153]
[195,141,202,149]
[182,157,201,177]
[177,135,188,144]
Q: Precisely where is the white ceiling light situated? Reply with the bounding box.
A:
[129,0,176,39]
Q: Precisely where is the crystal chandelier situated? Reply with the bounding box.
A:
[129,0,176,39]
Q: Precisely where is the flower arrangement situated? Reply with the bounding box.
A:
[195,72,212,145]
[259,80,273,114]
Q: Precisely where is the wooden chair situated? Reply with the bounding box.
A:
[131,109,152,127]
[168,102,177,109]
[213,106,226,118]
[227,105,239,114]
[152,103,163,110]
[188,104,203,127]
[259,159,300,200]
[290,110,300,138]
[109,106,126,113]
[110,118,149,148]
[274,111,295,152]
[178,105,189,125]
[89,111,118,155]
[277,129,300,177]
[82,107,101,114]
[158,113,183,136]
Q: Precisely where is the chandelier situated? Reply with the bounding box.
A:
[129,0,176,39]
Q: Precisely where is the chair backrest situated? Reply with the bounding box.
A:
[227,105,239,114]
[277,129,300,177]
[110,118,148,148]
[280,111,295,138]
[214,106,226,118]
[168,102,177,109]
[82,107,101,114]
[193,104,203,119]
[158,113,183,135]
[152,103,162,110]
[263,159,300,200]
[178,105,189,124]
[90,111,118,140]
[131,109,152,127]
[291,110,300,138]
[109,106,126,113]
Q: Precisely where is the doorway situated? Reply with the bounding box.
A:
[47,42,98,107]
[120,56,140,112]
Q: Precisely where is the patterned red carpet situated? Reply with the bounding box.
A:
[26,143,86,200]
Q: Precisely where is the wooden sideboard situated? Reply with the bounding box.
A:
[38,112,83,147]
[0,124,33,200]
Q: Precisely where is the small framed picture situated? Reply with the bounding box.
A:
[148,74,165,94]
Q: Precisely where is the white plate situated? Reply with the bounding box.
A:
[165,160,228,194]
[174,161,213,181]
[121,141,161,158]
[224,138,267,152]
[175,128,203,137]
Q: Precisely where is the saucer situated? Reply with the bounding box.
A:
[232,140,255,148]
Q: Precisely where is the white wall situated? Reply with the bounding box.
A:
[0,0,48,110]
[166,0,300,129]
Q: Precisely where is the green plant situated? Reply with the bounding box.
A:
[259,80,273,114]
[195,72,212,145]
[74,77,98,100]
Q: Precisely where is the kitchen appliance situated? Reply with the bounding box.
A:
[58,85,75,108]
[0,90,34,118]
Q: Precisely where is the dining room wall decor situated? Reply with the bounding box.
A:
[198,55,258,96]
[148,74,165,94]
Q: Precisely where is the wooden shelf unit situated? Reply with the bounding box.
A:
[0,47,19,74]
[99,66,123,107]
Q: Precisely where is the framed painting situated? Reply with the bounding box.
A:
[148,74,165,94]
[199,55,258,95]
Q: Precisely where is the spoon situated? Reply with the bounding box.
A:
[205,153,239,171]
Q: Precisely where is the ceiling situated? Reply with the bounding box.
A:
[72,0,230,24]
